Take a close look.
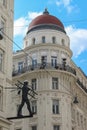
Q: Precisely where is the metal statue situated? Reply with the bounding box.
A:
[17,80,33,117]
[5,80,38,119]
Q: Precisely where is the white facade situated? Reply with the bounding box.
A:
[0,0,14,130]
[12,10,87,130]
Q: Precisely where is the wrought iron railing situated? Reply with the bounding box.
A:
[12,63,76,76]
[77,79,87,93]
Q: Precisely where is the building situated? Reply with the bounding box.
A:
[0,0,14,130]
[12,9,87,130]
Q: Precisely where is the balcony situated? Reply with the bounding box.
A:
[12,63,76,77]
[77,79,87,93]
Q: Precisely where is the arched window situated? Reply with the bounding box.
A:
[61,39,65,46]
[42,36,45,43]
[52,37,56,44]
[32,38,35,45]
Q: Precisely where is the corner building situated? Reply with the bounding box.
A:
[12,9,87,130]
[0,0,14,130]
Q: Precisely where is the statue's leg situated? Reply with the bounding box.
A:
[26,98,32,115]
[17,100,25,116]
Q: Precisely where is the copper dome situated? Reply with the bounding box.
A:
[27,9,65,34]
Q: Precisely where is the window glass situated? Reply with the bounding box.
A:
[32,126,37,130]
[32,38,35,45]
[42,36,45,43]
[53,100,59,114]
[0,49,4,71]
[52,37,56,44]
[53,125,60,130]
[52,78,58,89]
[18,62,23,72]
[31,100,37,114]
[2,0,7,7]
[31,79,37,90]
[51,56,57,67]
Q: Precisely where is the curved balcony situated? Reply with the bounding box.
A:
[12,63,76,77]
[77,79,87,93]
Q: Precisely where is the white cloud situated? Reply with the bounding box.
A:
[65,25,87,57]
[14,11,42,37]
[56,0,75,13]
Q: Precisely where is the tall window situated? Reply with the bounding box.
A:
[32,38,35,45]
[52,37,56,44]
[53,125,60,130]
[0,49,4,71]
[31,79,37,90]
[17,104,22,115]
[16,129,21,130]
[32,59,37,68]
[1,17,6,37]
[42,36,45,43]
[52,100,59,114]
[18,62,23,72]
[51,56,57,67]
[32,126,37,130]
[61,39,65,46]
[31,100,37,114]
[2,0,7,7]
[0,87,3,111]
[40,56,47,68]
[52,78,58,89]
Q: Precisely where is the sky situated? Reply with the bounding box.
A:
[14,0,87,76]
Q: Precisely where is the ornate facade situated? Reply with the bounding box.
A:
[0,0,14,130]
[12,9,87,130]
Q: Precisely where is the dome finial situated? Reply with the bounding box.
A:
[43,8,49,15]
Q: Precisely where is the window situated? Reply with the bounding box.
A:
[0,49,4,71]
[61,39,65,46]
[0,127,2,130]
[1,17,6,37]
[18,62,23,72]
[31,100,37,114]
[32,59,37,68]
[0,87,3,111]
[42,36,45,43]
[40,56,47,68]
[32,38,35,45]
[32,126,37,130]
[53,125,60,130]
[52,37,56,44]
[52,100,59,114]
[31,79,37,90]
[17,104,22,115]
[51,56,57,67]
[52,78,58,89]
[2,0,7,7]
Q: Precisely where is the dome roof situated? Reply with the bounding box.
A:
[27,9,65,34]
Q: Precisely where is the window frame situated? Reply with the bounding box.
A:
[52,99,59,114]
[51,56,57,67]
[52,36,56,44]
[53,125,60,130]
[52,77,58,89]
[31,100,37,114]
[31,79,37,90]
[42,36,45,43]
[31,125,37,130]
[0,49,4,72]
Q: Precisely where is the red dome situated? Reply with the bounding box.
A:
[28,9,64,32]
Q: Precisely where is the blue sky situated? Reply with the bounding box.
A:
[14,0,87,75]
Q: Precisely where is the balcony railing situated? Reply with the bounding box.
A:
[77,79,87,93]
[12,63,76,77]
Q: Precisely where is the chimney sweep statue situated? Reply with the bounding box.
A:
[17,80,33,117]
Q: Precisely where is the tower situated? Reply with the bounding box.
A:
[12,9,87,130]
